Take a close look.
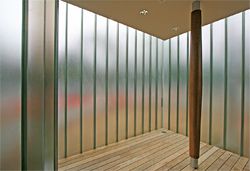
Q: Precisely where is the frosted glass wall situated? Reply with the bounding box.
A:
[0,0,57,170]
[163,10,250,157]
[0,0,22,169]
[58,1,163,159]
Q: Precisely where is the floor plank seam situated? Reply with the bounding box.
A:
[111,136,187,170]
[58,130,249,171]
[130,142,188,170]
[80,134,176,171]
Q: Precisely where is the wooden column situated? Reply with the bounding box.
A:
[189,0,202,169]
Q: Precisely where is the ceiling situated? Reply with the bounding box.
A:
[62,0,250,40]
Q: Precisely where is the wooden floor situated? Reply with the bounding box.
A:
[58,129,249,171]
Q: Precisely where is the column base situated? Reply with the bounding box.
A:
[190,157,198,169]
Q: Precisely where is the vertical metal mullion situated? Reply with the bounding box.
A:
[223,18,228,149]
[80,9,83,153]
[93,14,97,149]
[125,27,129,139]
[116,23,119,142]
[161,41,164,128]
[209,24,213,145]
[43,1,46,168]
[186,32,190,136]
[155,39,158,129]
[168,39,171,130]
[105,19,109,145]
[176,36,180,133]
[21,0,28,169]
[149,36,152,131]
[240,12,245,156]
[134,30,137,136]
[64,3,68,157]
[54,0,59,169]
[142,33,145,133]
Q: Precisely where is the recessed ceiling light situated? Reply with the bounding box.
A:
[172,27,179,32]
[140,9,148,16]
[158,0,167,3]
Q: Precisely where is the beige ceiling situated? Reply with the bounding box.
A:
[63,0,250,40]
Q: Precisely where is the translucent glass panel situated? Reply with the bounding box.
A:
[118,24,126,140]
[0,0,22,169]
[244,10,250,157]
[170,37,178,132]
[136,31,143,134]
[82,10,95,151]
[67,4,81,156]
[58,0,66,159]
[151,37,157,130]
[163,40,169,129]
[107,20,117,144]
[1,0,56,169]
[157,39,163,128]
[211,20,225,148]
[27,1,45,169]
[227,13,242,154]
[96,16,107,147]
[179,33,188,135]
[128,28,135,137]
[144,34,150,133]
[201,25,211,144]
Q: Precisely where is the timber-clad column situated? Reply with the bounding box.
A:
[189,0,202,169]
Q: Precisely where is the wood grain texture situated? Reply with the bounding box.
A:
[58,129,249,171]
[189,9,203,160]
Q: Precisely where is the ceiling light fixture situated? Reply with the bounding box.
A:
[172,26,179,32]
[140,9,148,16]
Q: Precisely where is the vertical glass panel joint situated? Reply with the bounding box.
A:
[134,30,137,136]
[105,19,109,145]
[126,26,129,139]
[116,23,119,142]
[186,33,189,136]
[149,36,152,132]
[93,14,97,149]
[142,33,145,133]
[64,3,68,157]
[223,18,228,149]
[209,23,213,145]
[21,0,29,169]
[168,39,171,130]
[176,36,180,133]
[240,12,245,156]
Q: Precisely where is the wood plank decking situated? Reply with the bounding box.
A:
[58,129,249,171]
